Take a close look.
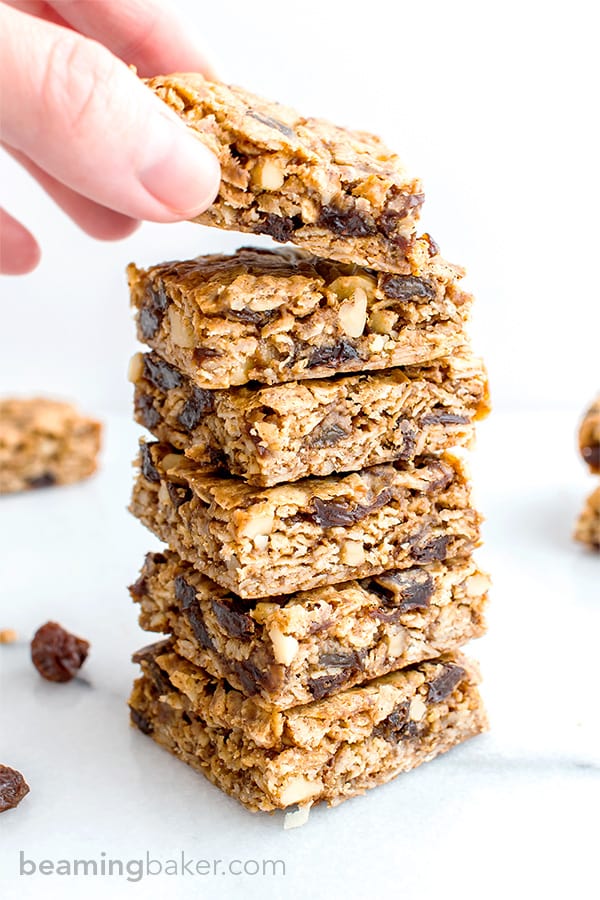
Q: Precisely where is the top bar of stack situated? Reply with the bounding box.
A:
[146,73,425,273]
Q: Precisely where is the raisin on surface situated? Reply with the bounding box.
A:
[211,598,255,641]
[258,213,299,243]
[140,442,160,484]
[308,669,354,701]
[174,576,215,651]
[427,663,465,702]
[143,354,183,391]
[166,482,193,509]
[420,412,470,426]
[307,341,361,369]
[409,534,449,563]
[27,473,56,489]
[0,765,30,813]
[246,109,295,139]
[134,392,160,429]
[380,274,435,301]
[130,708,153,735]
[228,307,278,327]
[31,621,89,683]
[139,282,168,339]
[178,387,215,431]
[372,699,420,743]
[366,567,434,611]
[318,205,376,237]
[309,488,392,528]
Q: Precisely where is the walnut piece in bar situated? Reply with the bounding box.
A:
[128,244,471,389]
[129,441,481,599]
[574,485,600,551]
[131,349,489,486]
[579,395,600,474]
[131,549,489,708]
[129,644,487,811]
[0,398,101,494]
[145,72,424,272]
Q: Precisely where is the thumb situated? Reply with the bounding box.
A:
[0,4,220,223]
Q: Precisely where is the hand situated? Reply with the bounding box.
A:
[0,0,221,275]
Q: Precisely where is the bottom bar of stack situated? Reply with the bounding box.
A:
[129,641,487,812]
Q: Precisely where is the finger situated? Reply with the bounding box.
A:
[0,208,41,275]
[5,145,140,240]
[1,5,220,223]
[47,0,215,77]
[1,2,70,28]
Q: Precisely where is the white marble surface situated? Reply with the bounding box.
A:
[1,410,598,900]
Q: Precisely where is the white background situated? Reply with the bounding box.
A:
[1,0,598,414]
[1,2,599,899]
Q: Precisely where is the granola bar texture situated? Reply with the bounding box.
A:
[145,73,425,272]
[130,442,481,599]
[131,549,489,708]
[0,398,101,494]
[574,485,600,550]
[130,349,489,486]
[129,643,487,811]
[579,395,600,474]
[128,245,471,389]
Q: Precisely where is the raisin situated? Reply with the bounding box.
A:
[139,282,168,339]
[372,700,421,743]
[166,482,193,509]
[131,639,170,666]
[143,354,182,391]
[394,419,417,461]
[427,663,465,702]
[175,576,215,651]
[128,575,147,599]
[0,765,30,813]
[420,412,470,426]
[246,109,295,139]
[307,417,351,448]
[178,387,215,431]
[365,567,434,611]
[228,307,278,327]
[307,341,361,369]
[308,669,354,700]
[192,347,223,367]
[130,708,153,735]
[410,534,449,563]
[423,233,440,256]
[258,213,300,243]
[145,659,174,696]
[380,274,435,301]
[582,444,600,470]
[30,621,89,683]
[27,473,56,489]
[140,442,160,483]
[232,659,278,695]
[134,392,160,429]
[174,575,196,608]
[318,650,360,668]
[310,488,392,527]
[318,205,376,237]
[211,598,255,641]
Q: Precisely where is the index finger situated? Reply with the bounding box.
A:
[45,0,215,77]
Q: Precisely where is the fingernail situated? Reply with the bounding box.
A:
[139,119,220,216]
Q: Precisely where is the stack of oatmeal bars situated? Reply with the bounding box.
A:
[126,74,491,813]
